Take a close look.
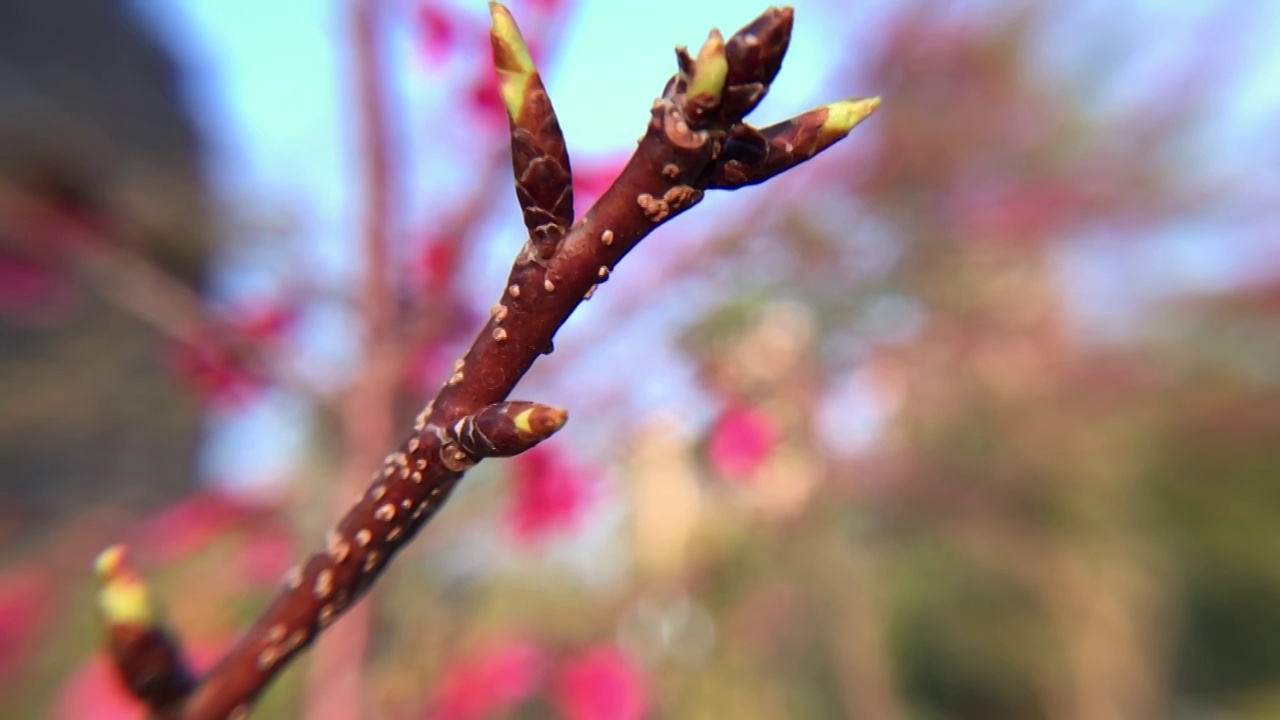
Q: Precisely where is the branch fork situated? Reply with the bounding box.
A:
[95,4,879,718]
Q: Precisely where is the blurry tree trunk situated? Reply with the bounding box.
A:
[302,367,397,720]
[301,2,398,718]
[813,528,905,720]
[1041,523,1175,720]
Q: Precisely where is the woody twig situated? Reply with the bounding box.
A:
[96,4,879,718]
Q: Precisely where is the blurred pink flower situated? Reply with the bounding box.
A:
[415,4,463,67]
[406,340,452,395]
[0,251,74,323]
[231,524,296,588]
[164,334,260,408]
[528,0,570,18]
[164,300,298,407]
[227,301,297,345]
[55,655,145,720]
[466,68,508,129]
[572,158,627,214]
[56,643,225,720]
[505,446,593,545]
[134,490,257,563]
[414,235,459,291]
[424,639,544,720]
[0,565,55,684]
[707,403,779,481]
[553,646,648,720]
[956,182,1082,245]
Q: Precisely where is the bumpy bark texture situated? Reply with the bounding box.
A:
[98,4,879,718]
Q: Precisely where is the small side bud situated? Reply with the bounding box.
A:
[687,29,728,105]
[95,545,154,628]
[94,545,196,712]
[450,400,568,459]
[709,96,881,189]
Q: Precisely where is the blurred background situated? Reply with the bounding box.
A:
[2,0,1278,718]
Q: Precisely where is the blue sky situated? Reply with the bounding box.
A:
[126,0,1279,488]
[131,0,838,225]
[125,0,853,487]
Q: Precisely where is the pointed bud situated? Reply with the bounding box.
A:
[489,2,574,259]
[450,401,568,459]
[720,6,794,119]
[819,97,881,141]
[709,96,881,189]
[512,403,568,439]
[687,29,728,105]
[488,2,537,124]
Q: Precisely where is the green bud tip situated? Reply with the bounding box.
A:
[687,29,729,103]
[95,544,128,581]
[513,404,568,438]
[488,2,537,122]
[94,545,155,627]
[822,97,881,135]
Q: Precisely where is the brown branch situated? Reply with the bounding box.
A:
[97,4,880,718]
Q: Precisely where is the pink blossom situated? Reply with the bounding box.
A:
[414,236,458,291]
[707,403,779,481]
[528,0,569,19]
[164,334,260,408]
[553,646,648,720]
[0,251,74,323]
[0,565,55,684]
[227,301,296,344]
[424,640,544,720]
[164,301,297,406]
[406,340,452,395]
[505,446,593,545]
[56,643,225,720]
[134,491,256,563]
[466,70,508,129]
[572,158,626,214]
[231,524,296,588]
[414,4,463,68]
[55,655,145,720]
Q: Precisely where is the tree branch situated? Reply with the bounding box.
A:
[96,4,879,718]
[0,188,328,402]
